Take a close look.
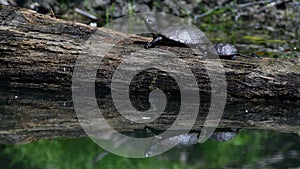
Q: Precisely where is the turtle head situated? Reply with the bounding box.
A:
[144,17,159,35]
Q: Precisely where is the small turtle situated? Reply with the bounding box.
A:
[213,43,248,60]
[144,17,208,56]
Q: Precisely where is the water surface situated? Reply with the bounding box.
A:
[1,130,299,169]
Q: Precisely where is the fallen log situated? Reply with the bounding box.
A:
[0,5,299,144]
[0,5,298,100]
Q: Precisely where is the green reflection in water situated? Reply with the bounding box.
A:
[193,131,268,168]
[2,137,196,169]
[1,130,299,169]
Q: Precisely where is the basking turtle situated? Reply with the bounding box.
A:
[144,17,209,57]
[213,43,248,60]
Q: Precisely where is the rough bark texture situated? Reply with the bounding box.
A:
[0,5,299,144]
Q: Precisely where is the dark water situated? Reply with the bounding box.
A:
[0,129,299,169]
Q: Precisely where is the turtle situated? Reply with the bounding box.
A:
[144,17,209,57]
[213,43,248,60]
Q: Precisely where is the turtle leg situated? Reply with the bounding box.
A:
[251,53,260,58]
[144,36,163,49]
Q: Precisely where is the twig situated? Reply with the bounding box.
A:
[236,0,274,8]
[74,7,98,21]
[257,0,291,13]
[194,5,225,20]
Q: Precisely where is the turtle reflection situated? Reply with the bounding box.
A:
[145,128,241,157]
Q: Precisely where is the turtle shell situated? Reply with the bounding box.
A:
[213,43,239,56]
[161,25,206,45]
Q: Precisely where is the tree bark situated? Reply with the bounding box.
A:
[0,5,299,144]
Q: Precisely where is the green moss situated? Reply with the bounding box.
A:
[266,39,287,43]
[242,36,286,44]
[242,35,265,42]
